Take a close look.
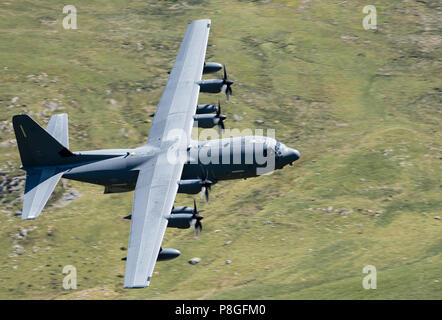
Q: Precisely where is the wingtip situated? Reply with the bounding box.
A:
[22,216,36,221]
[191,18,211,25]
[21,206,41,220]
[21,212,38,220]
[123,282,150,289]
[123,276,151,289]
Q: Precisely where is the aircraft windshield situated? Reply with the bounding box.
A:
[275,141,281,153]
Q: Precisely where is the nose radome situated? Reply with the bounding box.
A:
[292,149,300,160]
[286,148,300,165]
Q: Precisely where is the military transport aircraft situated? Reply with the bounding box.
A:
[12,19,300,288]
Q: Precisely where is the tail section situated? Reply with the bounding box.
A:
[46,113,69,149]
[13,114,75,167]
[13,114,72,220]
[13,114,122,219]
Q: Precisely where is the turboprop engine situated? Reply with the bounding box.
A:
[196,104,218,114]
[193,101,226,133]
[178,177,214,203]
[198,65,234,101]
[167,200,204,236]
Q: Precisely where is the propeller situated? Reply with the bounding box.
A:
[215,100,226,134]
[199,167,213,203]
[190,199,204,237]
[221,65,234,102]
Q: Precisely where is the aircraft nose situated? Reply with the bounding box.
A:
[292,148,300,160]
[286,148,300,165]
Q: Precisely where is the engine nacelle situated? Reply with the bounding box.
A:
[194,114,219,128]
[167,213,193,229]
[157,248,180,261]
[171,206,195,214]
[177,179,203,194]
[196,104,218,114]
[198,79,224,93]
[203,62,223,74]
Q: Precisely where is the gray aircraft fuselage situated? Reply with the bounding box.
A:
[62,136,300,194]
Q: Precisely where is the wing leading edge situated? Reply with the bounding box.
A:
[124,19,211,288]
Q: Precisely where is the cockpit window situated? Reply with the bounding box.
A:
[275,141,281,153]
[275,141,283,157]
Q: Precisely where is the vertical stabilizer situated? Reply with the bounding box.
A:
[12,114,71,220]
[12,114,74,167]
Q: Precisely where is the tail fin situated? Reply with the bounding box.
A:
[13,114,75,167]
[13,114,119,219]
[12,114,72,220]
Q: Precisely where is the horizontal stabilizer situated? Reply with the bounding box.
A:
[46,113,69,149]
[22,167,64,220]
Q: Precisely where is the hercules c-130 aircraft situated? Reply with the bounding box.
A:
[12,19,300,288]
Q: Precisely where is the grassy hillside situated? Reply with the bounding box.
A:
[0,0,440,299]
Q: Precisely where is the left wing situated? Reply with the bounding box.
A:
[124,19,211,288]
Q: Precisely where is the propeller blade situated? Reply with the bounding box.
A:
[194,221,202,237]
[227,85,233,102]
[197,220,203,235]
[216,100,225,134]
[204,166,209,181]
[198,166,212,203]
[221,65,233,102]
[200,186,206,199]
[218,119,225,134]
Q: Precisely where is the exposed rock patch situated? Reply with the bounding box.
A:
[189,257,201,265]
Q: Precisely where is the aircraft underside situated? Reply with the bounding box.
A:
[62,160,259,194]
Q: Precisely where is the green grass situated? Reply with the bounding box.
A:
[0,0,440,299]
